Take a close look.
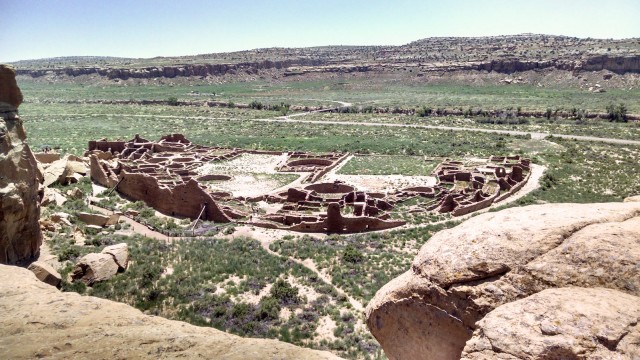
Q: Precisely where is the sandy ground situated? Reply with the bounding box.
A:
[234,283,272,305]
[323,174,438,193]
[316,316,338,342]
[196,153,303,197]
[286,275,322,303]
[36,241,62,270]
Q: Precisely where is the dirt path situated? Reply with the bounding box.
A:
[218,226,363,310]
[320,154,354,179]
[257,118,640,146]
[33,111,640,145]
[255,235,365,312]
[87,205,365,311]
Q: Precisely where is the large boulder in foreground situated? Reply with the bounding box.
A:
[365,200,640,360]
[0,264,341,359]
[0,64,43,265]
[462,287,640,360]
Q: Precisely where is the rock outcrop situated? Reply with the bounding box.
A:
[365,200,640,360]
[462,287,640,360]
[101,243,129,270]
[0,64,43,265]
[70,252,120,285]
[70,243,129,285]
[0,264,341,359]
[27,261,61,287]
[77,211,119,227]
[41,154,87,187]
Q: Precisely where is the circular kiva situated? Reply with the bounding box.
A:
[197,174,232,181]
[304,182,355,194]
[286,158,333,167]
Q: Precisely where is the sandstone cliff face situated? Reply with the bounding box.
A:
[0,264,341,359]
[16,54,640,81]
[16,58,326,80]
[0,65,43,265]
[365,200,640,360]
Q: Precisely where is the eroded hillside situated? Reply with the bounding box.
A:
[11,34,640,86]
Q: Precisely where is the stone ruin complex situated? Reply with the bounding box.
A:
[87,134,530,234]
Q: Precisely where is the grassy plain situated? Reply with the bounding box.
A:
[22,104,525,157]
[338,155,439,176]
[28,75,640,360]
[19,76,640,112]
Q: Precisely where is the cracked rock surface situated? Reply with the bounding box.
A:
[462,287,640,360]
[365,200,640,360]
[0,264,341,359]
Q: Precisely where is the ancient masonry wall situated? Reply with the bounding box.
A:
[117,172,230,222]
[87,133,532,234]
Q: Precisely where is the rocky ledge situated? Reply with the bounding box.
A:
[0,64,43,265]
[365,198,640,360]
[0,264,341,359]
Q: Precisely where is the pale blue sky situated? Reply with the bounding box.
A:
[1,0,639,62]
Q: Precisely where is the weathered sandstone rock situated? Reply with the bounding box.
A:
[0,65,23,107]
[72,226,86,245]
[27,261,61,287]
[365,201,640,360]
[0,65,43,265]
[33,151,60,164]
[101,243,129,270]
[0,264,341,359]
[76,211,118,227]
[39,219,56,232]
[625,195,640,203]
[70,252,119,285]
[41,187,67,206]
[462,287,640,360]
[50,211,72,226]
[42,155,87,187]
[66,186,84,199]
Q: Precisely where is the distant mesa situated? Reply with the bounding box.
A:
[10,35,640,84]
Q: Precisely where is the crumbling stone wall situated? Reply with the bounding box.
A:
[117,172,230,222]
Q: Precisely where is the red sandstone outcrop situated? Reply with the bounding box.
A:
[365,200,640,360]
[0,65,43,265]
[0,264,341,359]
